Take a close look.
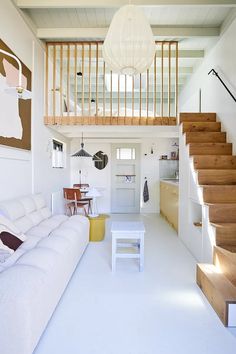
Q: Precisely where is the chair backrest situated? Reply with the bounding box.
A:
[73,184,89,188]
[63,188,82,201]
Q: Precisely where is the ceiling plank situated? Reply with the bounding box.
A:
[37,26,219,39]
[17,0,236,8]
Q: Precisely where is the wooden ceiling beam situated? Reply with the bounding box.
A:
[37,26,220,39]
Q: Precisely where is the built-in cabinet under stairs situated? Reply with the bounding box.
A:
[180,112,236,326]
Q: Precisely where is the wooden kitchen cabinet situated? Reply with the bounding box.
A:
[160,181,179,232]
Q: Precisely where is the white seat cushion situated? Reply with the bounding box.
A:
[14,216,34,234]
[36,236,71,255]
[26,225,52,238]
[19,236,42,251]
[17,248,60,273]
[40,217,66,229]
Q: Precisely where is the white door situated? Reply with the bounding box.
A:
[111,144,140,213]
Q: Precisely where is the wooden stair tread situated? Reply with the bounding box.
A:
[193,156,236,169]
[189,143,232,156]
[180,113,216,123]
[185,132,226,144]
[182,122,221,132]
[198,170,236,185]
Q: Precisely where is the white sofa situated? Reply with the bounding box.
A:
[0,194,89,354]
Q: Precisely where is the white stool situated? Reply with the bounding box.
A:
[111,221,145,272]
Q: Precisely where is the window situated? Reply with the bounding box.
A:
[52,140,66,168]
[116,148,135,160]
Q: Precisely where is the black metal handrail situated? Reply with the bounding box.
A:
[208,69,236,103]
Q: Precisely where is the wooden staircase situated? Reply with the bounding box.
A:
[180,112,236,326]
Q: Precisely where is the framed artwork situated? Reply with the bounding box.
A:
[0,39,31,150]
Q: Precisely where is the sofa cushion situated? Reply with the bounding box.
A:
[0,215,27,240]
[27,211,44,226]
[36,236,71,255]
[26,225,52,238]
[31,194,46,210]
[14,216,34,234]
[0,200,25,221]
[40,215,68,229]
[40,207,51,219]
[19,236,42,251]
[16,248,60,273]
[0,248,26,267]
[19,196,36,214]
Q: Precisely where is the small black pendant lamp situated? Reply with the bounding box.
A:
[72,133,92,157]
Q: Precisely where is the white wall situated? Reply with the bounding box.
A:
[0,0,70,206]
[70,137,178,214]
[179,18,236,152]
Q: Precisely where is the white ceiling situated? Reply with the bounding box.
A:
[23,6,231,28]
[12,0,236,138]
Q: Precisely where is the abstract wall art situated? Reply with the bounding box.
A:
[0,39,31,150]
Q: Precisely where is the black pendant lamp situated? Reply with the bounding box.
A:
[72,133,92,157]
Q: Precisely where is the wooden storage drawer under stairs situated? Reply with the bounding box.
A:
[197,261,236,327]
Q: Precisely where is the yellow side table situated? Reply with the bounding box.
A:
[88,214,109,242]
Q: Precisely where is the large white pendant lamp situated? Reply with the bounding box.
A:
[102,5,156,76]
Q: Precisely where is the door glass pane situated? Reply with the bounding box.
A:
[116,148,135,160]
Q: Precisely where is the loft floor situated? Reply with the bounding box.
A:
[34,214,236,354]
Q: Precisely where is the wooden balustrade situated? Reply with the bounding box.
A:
[45,41,178,126]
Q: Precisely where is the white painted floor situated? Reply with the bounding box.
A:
[34,214,236,354]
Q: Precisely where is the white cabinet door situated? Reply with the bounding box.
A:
[111,144,140,213]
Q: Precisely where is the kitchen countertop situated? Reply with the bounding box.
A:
[160,178,179,186]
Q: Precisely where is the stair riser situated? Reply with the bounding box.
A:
[215,231,236,247]
[214,248,236,287]
[209,205,236,223]
[203,187,236,203]
[198,171,236,185]
[180,113,216,123]
[186,132,226,144]
[182,122,221,133]
[197,265,229,326]
[189,144,232,156]
[194,156,236,170]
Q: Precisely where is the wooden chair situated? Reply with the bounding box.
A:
[63,188,92,216]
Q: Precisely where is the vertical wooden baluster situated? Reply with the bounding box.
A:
[154,52,156,118]
[45,44,49,117]
[74,44,77,117]
[96,43,98,117]
[60,44,63,117]
[139,73,142,119]
[110,71,113,118]
[175,41,178,122]
[168,42,171,118]
[67,44,70,118]
[103,61,105,117]
[132,76,134,118]
[82,44,84,116]
[118,75,120,117]
[147,69,149,118]
[53,45,56,117]
[161,42,164,118]
[125,74,127,118]
[89,43,91,116]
